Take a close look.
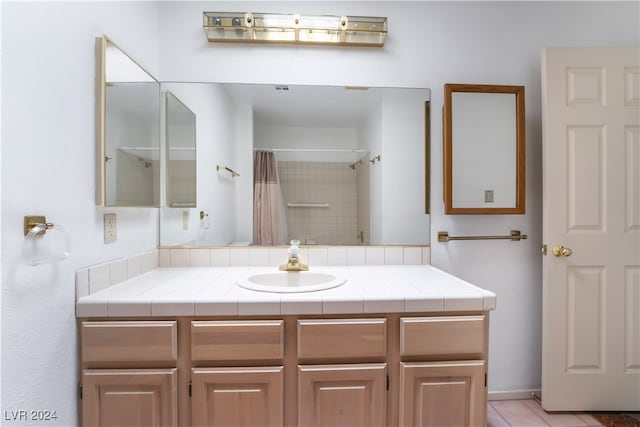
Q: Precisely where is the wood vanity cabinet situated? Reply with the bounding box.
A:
[398,316,488,426]
[78,313,489,427]
[79,321,179,427]
[296,318,388,426]
[190,320,285,426]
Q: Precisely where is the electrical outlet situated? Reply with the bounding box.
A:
[104,213,117,243]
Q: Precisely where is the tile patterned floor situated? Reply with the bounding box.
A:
[488,399,640,427]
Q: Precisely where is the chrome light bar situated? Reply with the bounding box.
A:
[203,12,387,47]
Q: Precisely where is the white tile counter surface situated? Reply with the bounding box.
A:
[76,265,496,318]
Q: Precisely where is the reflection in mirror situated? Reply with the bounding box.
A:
[96,36,160,207]
[443,83,525,214]
[158,83,430,247]
[165,91,196,208]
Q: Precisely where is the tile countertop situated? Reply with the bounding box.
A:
[76,265,496,318]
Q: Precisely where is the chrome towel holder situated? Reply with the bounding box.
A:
[438,230,527,243]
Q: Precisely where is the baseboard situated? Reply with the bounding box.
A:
[488,389,542,401]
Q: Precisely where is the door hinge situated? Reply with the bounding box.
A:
[386,375,390,391]
[541,244,547,256]
[188,380,192,397]
[484,373,487,387]
[79,384,83,400]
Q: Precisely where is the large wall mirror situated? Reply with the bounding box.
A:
[95,36,161,207]
[443,83,525,214]
[158,83,430,247]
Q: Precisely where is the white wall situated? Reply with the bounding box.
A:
[233,102,255,243]
[255,125,359,162]
[1,1,638,420]
[156,0,639,394]
[1,2,160,424]
[380,91,429,244]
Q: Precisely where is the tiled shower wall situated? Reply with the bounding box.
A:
[278,161,364,245]
[115,151,159,206]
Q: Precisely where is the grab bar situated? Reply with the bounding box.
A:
[287,203,329,208]
[438,230,527,243]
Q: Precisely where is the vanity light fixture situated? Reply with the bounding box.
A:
[203,12,387,47]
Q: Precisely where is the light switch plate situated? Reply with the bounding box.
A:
[104,213,117,243]
[182,211,189,230]
[484,190,494,203]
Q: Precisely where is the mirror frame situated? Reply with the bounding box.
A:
[443,83,525,214]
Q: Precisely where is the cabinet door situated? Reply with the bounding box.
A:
[400,361,485,427]
[298,363,386,427]
[82,368,177,427]
[191,367,283,427]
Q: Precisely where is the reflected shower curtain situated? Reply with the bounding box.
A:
[253,151,287,245]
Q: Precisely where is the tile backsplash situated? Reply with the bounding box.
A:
[76,246,430,299]
[159,245,431,269]
[75,249,158,299]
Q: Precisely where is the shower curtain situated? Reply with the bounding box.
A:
[253,151,287,245]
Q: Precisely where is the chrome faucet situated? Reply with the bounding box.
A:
[279,240,309,271]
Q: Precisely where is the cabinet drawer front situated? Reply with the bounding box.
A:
[191,320,284,361]
[297,319,386,359]
[81,321,178,363]
[400,315,486,357]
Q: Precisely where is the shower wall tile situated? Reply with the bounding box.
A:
[115,153,157,206]
[278,161,360,245]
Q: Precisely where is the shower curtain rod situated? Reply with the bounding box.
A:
[253,148,368,153]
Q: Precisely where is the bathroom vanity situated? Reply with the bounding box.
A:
[77,265,495,427]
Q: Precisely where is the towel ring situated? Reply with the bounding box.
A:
[22,216,71,266]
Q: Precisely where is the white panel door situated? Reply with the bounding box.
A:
[542,47,640,410]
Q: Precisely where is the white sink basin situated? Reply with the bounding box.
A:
[236,271,346,293]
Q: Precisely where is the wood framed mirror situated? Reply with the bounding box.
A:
[95,35,160,207]
[443,83,525,214]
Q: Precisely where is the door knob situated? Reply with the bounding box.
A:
[552,245,573,257]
